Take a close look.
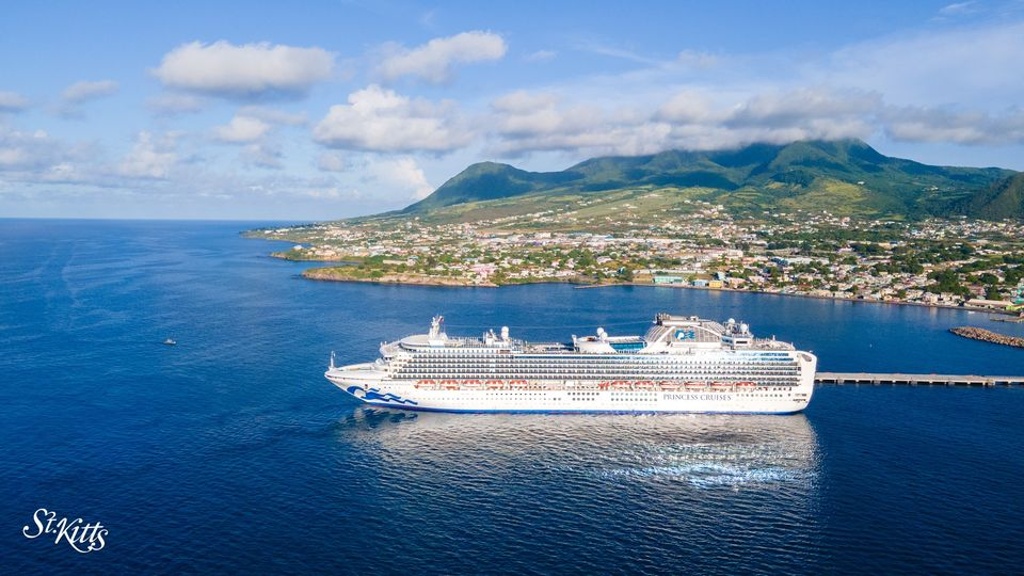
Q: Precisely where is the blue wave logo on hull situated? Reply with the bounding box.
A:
[347,386,418,406]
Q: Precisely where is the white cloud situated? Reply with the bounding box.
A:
[44,162,80,182]
[237,105,307,126]
[61,80,118,103]
[725,88,880,132]
[481,16,1024,159]
[152,41,334,99]
[938,2,979,17]
[212,111,303,167]
[118,131,179,179]
[213,115,271,143]
[488,86,885,158]
[489,90,668,157]
[825,20,1024,110]
[491,91,564,136]
[882,106,1024,145]
[676,50,719,69]
[490,90,620,142]
[656,90,728,125]
[574,40,661,66]
[0,127,102,186]
[376,31,507,83]
[0,144,30,167]
[57,80,119,118]
[0,91,30,112]
[211,106,306,140]
[0,128,61,170]
[365,156,434,200]
[147,93,206,115]
[212,108,306,165]
[317,151,347,172]
[313,84,473,152]
[241,142,283,168]
[525,50,557,63]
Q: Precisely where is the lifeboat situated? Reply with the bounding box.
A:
[485,380,504,389]
[735,381,756,388]
[658,381,681,390]
[635,380,655,389]
[509,380,528,389]
[684,381,705,389]
[462,379,483,389]
[440,379,460,390]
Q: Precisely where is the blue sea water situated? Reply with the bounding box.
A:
[1,219,1023,575]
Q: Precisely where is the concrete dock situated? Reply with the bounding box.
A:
[816,372,1024,387]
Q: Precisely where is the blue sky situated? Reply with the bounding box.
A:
[2,0,1024,220]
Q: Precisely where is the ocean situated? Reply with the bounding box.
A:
[2,219,1022,575]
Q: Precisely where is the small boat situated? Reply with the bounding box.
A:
[163,338,177,346]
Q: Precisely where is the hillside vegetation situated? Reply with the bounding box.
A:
[397,140,1020,224]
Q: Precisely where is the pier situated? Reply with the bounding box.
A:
[816,372,1024,387]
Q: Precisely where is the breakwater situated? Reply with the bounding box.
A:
[949,326,1024,349]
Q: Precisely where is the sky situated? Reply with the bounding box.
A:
[2,0,1024,221]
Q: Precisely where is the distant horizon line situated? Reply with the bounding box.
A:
[0,216,318,224]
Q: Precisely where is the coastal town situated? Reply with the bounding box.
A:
[252,201,1024,316]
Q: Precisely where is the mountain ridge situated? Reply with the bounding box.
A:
[401,140,1020,221]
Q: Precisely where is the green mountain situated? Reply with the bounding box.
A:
[958,172,1024,220]
[403,161,583,212]
[402,140,1021,221]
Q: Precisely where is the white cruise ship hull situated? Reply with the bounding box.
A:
[326,382,813,414]
[325,314,818,415]
[325,355,817,414]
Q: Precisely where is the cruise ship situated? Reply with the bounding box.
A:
[325,314,817,414]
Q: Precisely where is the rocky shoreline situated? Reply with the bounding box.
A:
[302,268,498,287]
[298,266,1024,318]
[949,326,1024,349]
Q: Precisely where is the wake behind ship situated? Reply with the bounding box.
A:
[325,314,817,414]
